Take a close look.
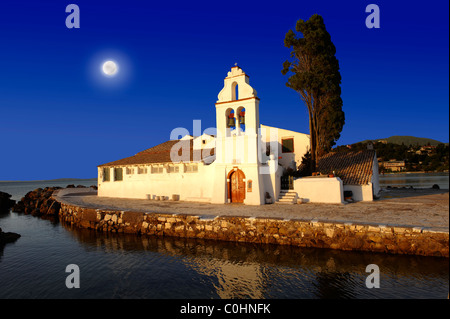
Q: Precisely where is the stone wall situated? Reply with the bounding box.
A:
[57,202,449,258]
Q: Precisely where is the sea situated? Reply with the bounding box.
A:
[0,175,448,300]
[379,172,449,190]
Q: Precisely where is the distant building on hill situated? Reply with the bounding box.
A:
[379,160,406,172]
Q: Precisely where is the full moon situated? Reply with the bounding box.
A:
[102,60,118,76]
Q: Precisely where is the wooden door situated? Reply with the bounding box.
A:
[230,169,245,203]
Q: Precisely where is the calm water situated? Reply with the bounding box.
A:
[0,179,448,299]
[379,172,449,189]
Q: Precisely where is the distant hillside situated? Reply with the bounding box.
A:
[360,136,446,146]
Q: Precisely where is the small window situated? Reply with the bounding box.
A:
[126,167,134,175]
[137,167,147,174]
[114,168,123,181]
[232,82,239,100]
[282,138,294,153]
[103,168,110,182]
[168,165,179,173]
[185,164,198,173]
[247,180,252,192]
[151,165,163,174]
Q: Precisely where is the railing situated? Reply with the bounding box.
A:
[281,176,294,190]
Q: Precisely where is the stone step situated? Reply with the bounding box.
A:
[279,193,297,198]
[278,198,296,202]
[277,191,298,204]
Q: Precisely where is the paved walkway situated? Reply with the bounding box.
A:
[55,188,449,232]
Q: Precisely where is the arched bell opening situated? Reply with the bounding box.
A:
[225,108,236,136]
[237,107,245,133]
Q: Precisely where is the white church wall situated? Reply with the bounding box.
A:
[343,184,374,202]
[260,124,310,170]
[241,164,265,206]
[294,177,344,204]
[98,163,215,202]
[342,155,379,202]
[260,159,283,203]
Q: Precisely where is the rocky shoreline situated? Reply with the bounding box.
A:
[11,184,96,217]
[0,191,15,214]
[1,185,95,246]
[0,191,20,246]
[0,227,21,245]
[12,187,63,217]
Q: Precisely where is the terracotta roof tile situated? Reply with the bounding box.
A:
[318,150,376,185]
[98,140,215,167]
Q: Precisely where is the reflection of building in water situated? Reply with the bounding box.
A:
[185,257,267,299]
[64,228,449,299]
[184,255,358,299]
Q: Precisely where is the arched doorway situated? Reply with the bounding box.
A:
[228,169,245,203]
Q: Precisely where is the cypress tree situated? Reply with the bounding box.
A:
[282,14,345,172]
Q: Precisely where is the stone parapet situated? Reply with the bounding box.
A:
[57,202,449,258]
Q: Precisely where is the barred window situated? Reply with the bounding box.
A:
[126,167,134,175]
[103,168,110,182]
[114,168,123,181]
[137,167,148,174]
[168,165,179,173]
[151,165,163,174]
[185,164,198,173]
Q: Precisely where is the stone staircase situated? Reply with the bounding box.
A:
[276,190,298,204]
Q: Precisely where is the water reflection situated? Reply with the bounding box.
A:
[63,224,449,299]
[2,179,447,299]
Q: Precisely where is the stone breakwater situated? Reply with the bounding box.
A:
[13,187,63,217]
[58,202,449,258]
[12,185,96,217]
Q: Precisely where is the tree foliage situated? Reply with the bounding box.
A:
[334,142,449,172]
[282,14,345,172]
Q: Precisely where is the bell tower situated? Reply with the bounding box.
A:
[211,66,265,205]
[215,65,259,136]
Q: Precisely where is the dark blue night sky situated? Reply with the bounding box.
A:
[0,0,448,180]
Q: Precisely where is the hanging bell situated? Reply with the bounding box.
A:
[239,112,245,125]
[227,116,236,128]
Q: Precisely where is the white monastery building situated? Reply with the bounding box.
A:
[98,66,380,204]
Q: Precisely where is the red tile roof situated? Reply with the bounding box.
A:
[98,140,215,167]
[318,150,376,185]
